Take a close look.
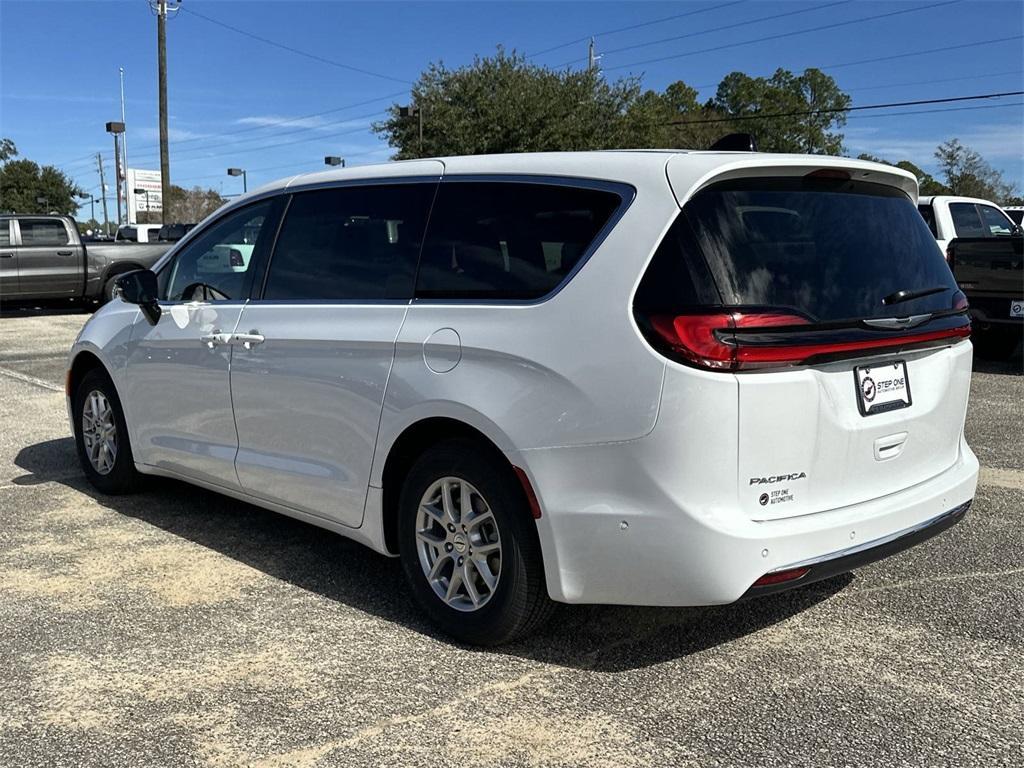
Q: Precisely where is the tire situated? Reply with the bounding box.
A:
[397,439,554,645]
[101,274,122,304]
[72,368,141,494]
[972,328,1020,360]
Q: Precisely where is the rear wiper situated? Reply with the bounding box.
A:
[882,285,948,306]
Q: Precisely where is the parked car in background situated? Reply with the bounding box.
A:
[1005,206,1024,226]
[917,196,1022,358]
[157,222,197,242]
[68,152,977,644]
[0,214,171,303]
[115,223,162,243]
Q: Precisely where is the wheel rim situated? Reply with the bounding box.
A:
[81,389,117,475]
[415,476,502,612]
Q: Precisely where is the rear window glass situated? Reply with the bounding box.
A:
[415,181,623,300]
[1007,209,1024,226]
[978,205,1014,236]
[19,219,70,246]
[676,178,959,322]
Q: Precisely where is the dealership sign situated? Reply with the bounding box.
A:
[126,169,163,221]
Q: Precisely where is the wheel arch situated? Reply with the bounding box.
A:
[378,416,531,556]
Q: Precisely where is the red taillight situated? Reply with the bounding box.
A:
[650,311,809,370]
[648,311,970,371]
[805,168,851,181]
[752,567,810,587]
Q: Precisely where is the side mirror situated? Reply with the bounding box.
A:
[116,269,161,325]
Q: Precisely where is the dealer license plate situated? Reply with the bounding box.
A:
[855,360,912,416]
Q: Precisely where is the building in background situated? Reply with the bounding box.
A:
[126,169,162,223]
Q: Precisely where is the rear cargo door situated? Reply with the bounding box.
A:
[666,167,972,520]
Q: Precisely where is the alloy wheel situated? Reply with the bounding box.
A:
[415,476,502,612]
[81,389,118,475]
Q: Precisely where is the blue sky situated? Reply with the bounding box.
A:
[1,0,1021,220]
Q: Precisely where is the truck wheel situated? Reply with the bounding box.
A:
[102,275,122,304]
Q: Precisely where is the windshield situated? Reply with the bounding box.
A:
[682,178,959,322]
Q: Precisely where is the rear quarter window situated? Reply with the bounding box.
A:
[415,180,625,300]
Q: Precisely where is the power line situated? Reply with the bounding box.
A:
[845,69,1023,94]
[556,0,851,67]
[127,108,389,165]
[659,90,1023,126]
[605,0,961,72]
[527,1,748,58]
[843,101,1022,121]
[180,7,413,85]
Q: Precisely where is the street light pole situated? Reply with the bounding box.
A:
[106,121,125,225]
[227,168,247,193]
[120,66,128,216]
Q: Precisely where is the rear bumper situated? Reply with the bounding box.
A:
[522,435,979,606]
[739,500,970,600]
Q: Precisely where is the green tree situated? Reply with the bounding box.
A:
[373,48,645,158]
[0,138,17,164]
[0,155,84,215]
[934,139,1017,201]
[710,68,850,154]
[164,184,225,223]
[622,81,728,150]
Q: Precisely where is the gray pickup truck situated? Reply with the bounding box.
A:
[0,214,172,303]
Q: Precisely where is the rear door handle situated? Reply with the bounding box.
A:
[0,252,13,259]
[230,331,265,349]
[199,330,232,348]
[57,250,73,256]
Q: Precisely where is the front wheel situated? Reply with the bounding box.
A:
[398,440,553,645]
[72,368,141,494]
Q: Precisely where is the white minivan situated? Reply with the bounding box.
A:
[68,151,978,644]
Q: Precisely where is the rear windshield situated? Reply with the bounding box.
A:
[678,178,959,322]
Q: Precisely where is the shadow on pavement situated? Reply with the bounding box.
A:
[0,300,94,318]
[15,436,849,672]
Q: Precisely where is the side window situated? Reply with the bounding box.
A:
[949,203,986,238]
[917,204,938,238]
[0,221,10,247]
[978,205,1014,236]
[164,200,275,301]
[19,219,70,246]
[416,181,624,300]
[263,183,435,301]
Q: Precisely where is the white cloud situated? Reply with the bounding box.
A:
[136,126,209,142]
[234,115,375,132]
[845,122,1024,166]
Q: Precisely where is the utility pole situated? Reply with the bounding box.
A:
[96,153,110,237]
[151,0,179,224]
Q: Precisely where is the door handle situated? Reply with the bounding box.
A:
[230,331,265,349]
[57,250,73,256]
[0,252,13,259]
[199,330,232,348]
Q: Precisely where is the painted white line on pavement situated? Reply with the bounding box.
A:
[0,366,63,393]
[979,467,1024,490]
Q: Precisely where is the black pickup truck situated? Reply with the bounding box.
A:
[0,214,172,304]
[948,232,1023,358]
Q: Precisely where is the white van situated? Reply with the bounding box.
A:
[68,151,978,644]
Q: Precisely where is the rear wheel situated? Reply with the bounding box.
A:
[73,368,141,494]
[397,440,553,645]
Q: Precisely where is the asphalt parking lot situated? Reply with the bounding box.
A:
[0,304,1021,768]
